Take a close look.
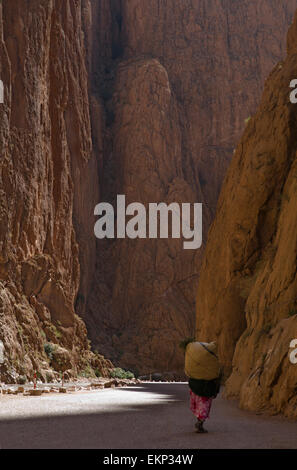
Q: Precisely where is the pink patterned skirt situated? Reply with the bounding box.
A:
[190,390,212,421]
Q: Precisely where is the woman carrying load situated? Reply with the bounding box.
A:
[180,339,221,433]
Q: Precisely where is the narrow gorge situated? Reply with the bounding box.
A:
[84,0,296,376]
[0,0,296,423]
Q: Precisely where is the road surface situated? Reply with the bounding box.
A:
[0,383,296,449]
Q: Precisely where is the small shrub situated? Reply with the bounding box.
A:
[110,368,135,380]
[17,325,24,338]
[44,343,55,361]
[94,368,101,378]
[18,375,27,385]
[125,371,134,380]
[45,372,52,383]
[47,324,62,340]
[79,366,95,378]
[54,328,62,340]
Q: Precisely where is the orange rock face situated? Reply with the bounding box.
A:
[85,0,296,375]
[0,1,112,382]
[0,0,296,383]
[196,12,297,417]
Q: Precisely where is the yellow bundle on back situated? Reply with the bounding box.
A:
[185,341,220,380]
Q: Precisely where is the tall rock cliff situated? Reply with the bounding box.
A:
[1,0,296,384]
[85,0,296,375]
[0,0,111,382]
[196,11,297,417]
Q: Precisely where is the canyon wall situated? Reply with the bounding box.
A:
[196,12,297,417]
[0,0,111,382]
[85,0,296,375]
[0,0,296,384]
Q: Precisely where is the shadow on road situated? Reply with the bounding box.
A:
[1,383,297,449]
[0,383,191,449]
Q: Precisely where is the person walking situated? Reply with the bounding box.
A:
[181,339,221,433]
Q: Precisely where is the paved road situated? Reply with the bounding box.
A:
[0,383,296,449]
